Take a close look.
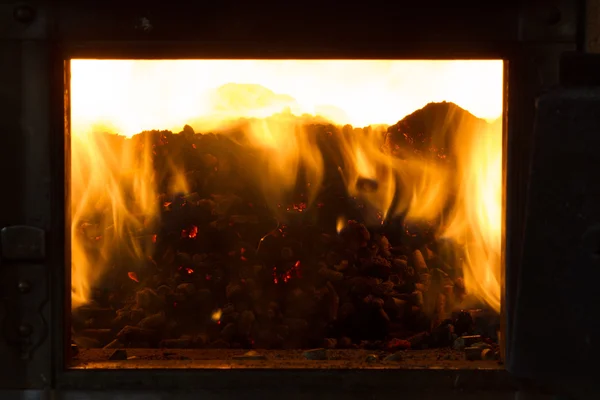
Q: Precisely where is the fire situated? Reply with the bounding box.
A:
[442,120,502,312]
[336,217,347,234]
[211,309,222,321]
[69,59,503,314]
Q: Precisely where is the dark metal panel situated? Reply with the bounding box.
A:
[0,3,53,390]
[510,87,600,393]
[55,368,515,392]
[56,1,520,43]
[56,1,520,59]
[0,2,48,40]
[560,52,600,85]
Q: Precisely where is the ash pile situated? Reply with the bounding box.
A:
[71,102,500,358]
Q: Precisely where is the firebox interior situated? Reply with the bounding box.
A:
[67,60,504,369]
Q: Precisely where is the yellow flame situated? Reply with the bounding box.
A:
[336,217,347,234]
[442,120,502,311]
[70,131,157,308]
[211,309,223,322]
[70,59,503,313]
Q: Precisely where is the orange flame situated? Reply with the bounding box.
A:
[336,217,347,234]
[69,59,503,313]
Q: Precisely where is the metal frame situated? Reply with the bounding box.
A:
[0,0,582,393]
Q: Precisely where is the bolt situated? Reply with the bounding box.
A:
[17,280,31,293]
[541,6,562,27]
[18,324,32,337]
[13,5,36,24]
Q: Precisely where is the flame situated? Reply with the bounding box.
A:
[211,309,222,322]
[336,217,347,234]
[69,59,503,313]
[70,126,157,308]
[442,120,502,312]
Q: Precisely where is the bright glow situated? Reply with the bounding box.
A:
[70,60,503,137]
[70,60,503,314]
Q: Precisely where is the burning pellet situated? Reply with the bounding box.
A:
[419,273,432,288]
[481,348,495,361]
[225,282,243,300]
[387,338,411,351]
[103,339,124,349]
[334,260,349,271]
[338,337,353,348]
[465,344,492,361]
[460,335,483,347]
[72,336,101,349]
[411,290,424,306]
[135,288,163,313]
[407,331,429,348]
[318,266,344,281]
[176,283,196,297]
[384,351,404,362]
[465,347,482,360]
[379,308,391,323]
[392,258,408,272]
[384,297,408,318]
[138,312,167,330]
[412,249,429,273]
[421,246,435,261]
[156,285,173,297]
[116,326,157,345]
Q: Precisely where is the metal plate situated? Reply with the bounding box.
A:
[1,226,45,261]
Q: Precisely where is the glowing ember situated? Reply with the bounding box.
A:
[272,260,302,284]
[336,217,347,234]
[211,309,222,321]
[127,272,139,282]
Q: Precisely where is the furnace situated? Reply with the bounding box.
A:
[0,1,597,398]
[67,60,504,368]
